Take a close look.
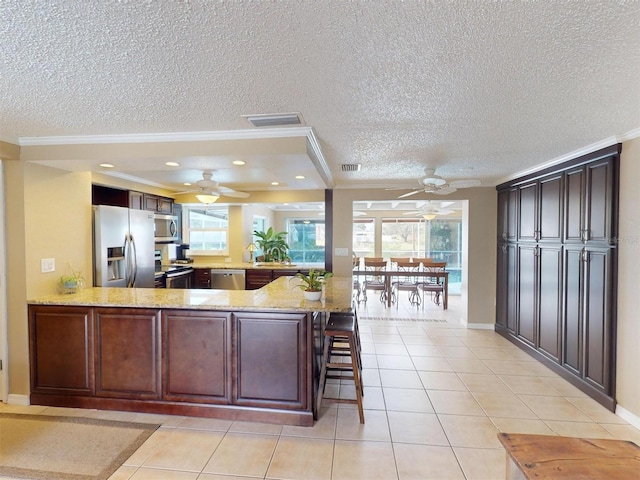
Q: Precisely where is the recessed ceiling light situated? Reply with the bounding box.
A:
[271,181,279,186]
[99,163,114,168]
[295,175,305,180]
[232,160,246,166]
[166,162,180,167]
[283,203,289,206]
[183,182,192,186]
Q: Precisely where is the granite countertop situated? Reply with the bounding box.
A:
[28,276,353,313]
[184,262,326,270]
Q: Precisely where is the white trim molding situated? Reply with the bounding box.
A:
[615,405,640,431]
[7,394,30,406]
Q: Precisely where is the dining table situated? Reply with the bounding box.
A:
[353,269,449,309]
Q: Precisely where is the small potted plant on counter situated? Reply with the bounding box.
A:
[58,264,85,294]
[295,269,333,301]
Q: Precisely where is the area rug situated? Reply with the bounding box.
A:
[0,413,159,480]
[359,316,447,322]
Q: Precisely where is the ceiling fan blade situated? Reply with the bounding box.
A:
[402,211,421,215]
[222,190,250,199]
[398,190,421,198]
[434,186,457,195]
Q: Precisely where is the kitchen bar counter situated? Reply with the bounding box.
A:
[28,276,353,312]
[27,276,354,426]
[180,262,325,270]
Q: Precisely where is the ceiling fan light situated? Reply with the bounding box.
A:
[422,213,437,220]
[196,193,219,204]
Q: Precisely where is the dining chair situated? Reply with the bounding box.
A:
[352,256,363,303]
[362,258,390,304]
[391,260,421,307]
[418,261,447,306]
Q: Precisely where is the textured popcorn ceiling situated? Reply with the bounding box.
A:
[1,0,639,191]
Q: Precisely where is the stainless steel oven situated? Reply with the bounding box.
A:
[165,267,193,289]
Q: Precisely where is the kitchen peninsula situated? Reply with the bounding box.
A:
[28,276,353,426]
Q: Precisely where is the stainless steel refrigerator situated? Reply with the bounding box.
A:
[93,205,155,288]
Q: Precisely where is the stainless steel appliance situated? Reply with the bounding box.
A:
[211,269,246,290]
[154,213,179,243]
[93,205,155,287]
[164,267,194,288]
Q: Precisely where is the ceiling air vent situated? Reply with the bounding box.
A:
[341,163,362,172]
[244,113,302,127]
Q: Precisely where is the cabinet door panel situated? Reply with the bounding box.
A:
[565,168,585,243]
[29,306,94,395]
[496,243,518,333]
[163,311,231,403]
[518,182,538,242]
[234,312,308,409]
[584,249,612,392]
[95,308,161,399]
[586,159,614,243]
[563,248,583,375]
[538,246,562,361]
[517,245,536,345]
[245,269,273,290]
[539,174,563,242]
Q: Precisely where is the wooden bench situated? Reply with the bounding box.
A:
[498,433,640,479]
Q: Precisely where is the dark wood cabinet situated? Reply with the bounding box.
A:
[245,269,273,290]
[517,174,563,243]
[193,268,211,288]
[497,188,518,242]
[162,310,231,403]
[565,158,615,244]
[28,304,318,426]
[496,243,517,332]
[94,308,161,400]
[29,306,94,396]
[496,144,619,411]
[234,311,310,410]
[143,193,174,214]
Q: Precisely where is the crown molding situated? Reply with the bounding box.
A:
[497,127,640,184]
[17,127,314,146]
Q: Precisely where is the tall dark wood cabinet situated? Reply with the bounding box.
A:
[496,144,620,410]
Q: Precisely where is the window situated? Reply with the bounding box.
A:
[252,216,266,242]
[353,218,375,257]
[184,206,229,254]
[381,218,462,267]
[286,219,325,263]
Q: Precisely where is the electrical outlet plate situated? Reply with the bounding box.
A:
[41,258,55,273]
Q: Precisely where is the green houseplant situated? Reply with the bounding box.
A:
[295,269,333,301]
[253,227,290,262]
[58,264,85,294]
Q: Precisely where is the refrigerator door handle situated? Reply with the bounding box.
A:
[123,234,131,287]
[130,234,138,287]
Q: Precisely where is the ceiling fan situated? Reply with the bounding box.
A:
[388,168,481,198]
[401,201,456,220]
[179,171,250,203]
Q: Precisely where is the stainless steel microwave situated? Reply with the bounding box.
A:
[154,214,179,243]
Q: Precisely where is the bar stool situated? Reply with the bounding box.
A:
[316,313,365,423]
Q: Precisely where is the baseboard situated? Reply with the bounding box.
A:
[6,394,30,406]
[462,319,495,330]
[615,405,640,430]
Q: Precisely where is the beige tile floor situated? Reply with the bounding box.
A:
[2,293,640,480]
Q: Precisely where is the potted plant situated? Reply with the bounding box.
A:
[295,269,333,301]
[58,264,85,294]
[253,227,290,262]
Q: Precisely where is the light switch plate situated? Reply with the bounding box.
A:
[334,247,349,256]
[41,258,55,273]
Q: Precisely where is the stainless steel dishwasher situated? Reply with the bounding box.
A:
[210,269,246,290]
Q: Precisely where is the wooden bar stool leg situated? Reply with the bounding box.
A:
[316,334,332,415]
[349,336,365,423]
